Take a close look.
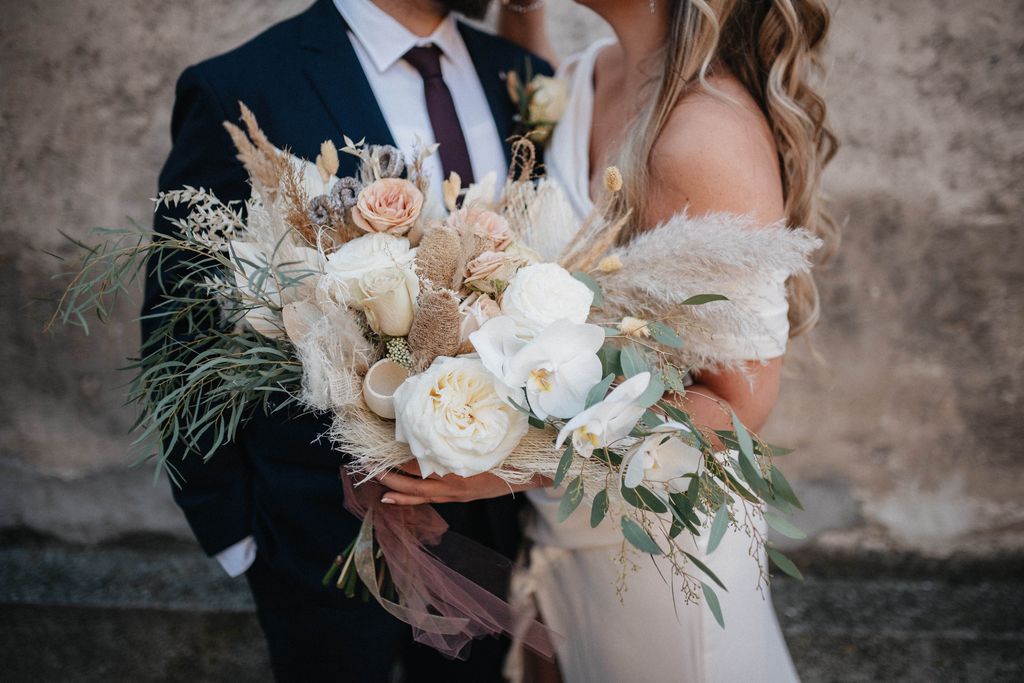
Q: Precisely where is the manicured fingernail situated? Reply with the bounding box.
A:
[381,496,396,504]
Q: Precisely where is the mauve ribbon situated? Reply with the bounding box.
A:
[341,471,559,660]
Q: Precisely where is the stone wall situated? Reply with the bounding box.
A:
[1,1,1020,556]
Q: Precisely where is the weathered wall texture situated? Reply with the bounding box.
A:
[1,1,1021,556]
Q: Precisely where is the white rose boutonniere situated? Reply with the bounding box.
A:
[393,356,529,477]
[506,68,567,143]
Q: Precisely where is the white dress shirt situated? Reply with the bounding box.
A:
[215,0,507,578]
[334,0,506,210]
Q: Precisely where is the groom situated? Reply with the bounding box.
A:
[145,1,551,681]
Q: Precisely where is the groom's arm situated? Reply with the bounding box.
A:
[143,65,256,563]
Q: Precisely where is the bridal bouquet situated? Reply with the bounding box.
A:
[53,104,819,657]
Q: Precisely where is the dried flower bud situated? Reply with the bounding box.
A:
[316,140,340,182]
[603,166,623,193]
[442,172,461,212]
[369,144,405,179]
[505,70,521,105]
[618,316,651,338]
[597,255,623,273]
[307,194,343,228]
[331,176,363,210]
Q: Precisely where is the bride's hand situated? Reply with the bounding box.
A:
[375,461,550,505]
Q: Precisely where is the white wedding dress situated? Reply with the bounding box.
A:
[512,39,801,683]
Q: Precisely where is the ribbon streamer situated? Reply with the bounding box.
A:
[341,471,560,660]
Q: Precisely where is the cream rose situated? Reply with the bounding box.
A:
[464,251,524,294]
[393,356,529,477]
[501,262,594,335]
[360,266,419,337]
[323,233,415,309]
[352,178,424,236]
[447,205,514,251]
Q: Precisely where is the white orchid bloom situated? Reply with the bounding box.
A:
[623,421,700,492]
[556,372,652,458]
[470,315,528,382]
[506,319,605,419]
[471,317,605,420]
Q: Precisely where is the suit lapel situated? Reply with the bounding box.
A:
[298,0,395,175]
[458,23,516,166]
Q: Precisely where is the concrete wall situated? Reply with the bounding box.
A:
[1,1,1021,557]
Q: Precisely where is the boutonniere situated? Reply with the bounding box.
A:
[504,62,567,144]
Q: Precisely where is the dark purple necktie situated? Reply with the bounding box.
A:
[403,45,475,184]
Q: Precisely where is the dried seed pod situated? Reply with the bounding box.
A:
[407,287,462,370]
[415,225,461,289]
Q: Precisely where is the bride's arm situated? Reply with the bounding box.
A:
[648,81,788,436]
[496,1,559,67]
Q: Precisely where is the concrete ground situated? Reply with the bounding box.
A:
[1,539,1021,682]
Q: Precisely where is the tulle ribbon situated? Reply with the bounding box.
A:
[341,471,560,660]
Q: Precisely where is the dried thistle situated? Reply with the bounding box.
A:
[407,287,462,370]
[415,225,462,289]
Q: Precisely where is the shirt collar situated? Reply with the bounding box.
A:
[333,0,462,73]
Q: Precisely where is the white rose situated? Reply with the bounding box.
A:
[624,422,701,494]
[393,356,529,477]
[360,266,419,337]
[323,233,415,309]
[528,75,568,124]
[501,263,594,336]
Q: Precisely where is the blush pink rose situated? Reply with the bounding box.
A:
[352,178,424,236]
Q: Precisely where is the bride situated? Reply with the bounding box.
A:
[497,0,838,681]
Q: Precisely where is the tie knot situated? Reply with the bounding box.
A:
[403,45,443,80]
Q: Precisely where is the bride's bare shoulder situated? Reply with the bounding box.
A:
[647,74,785,226]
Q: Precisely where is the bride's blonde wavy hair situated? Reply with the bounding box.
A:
[614,0,838,337]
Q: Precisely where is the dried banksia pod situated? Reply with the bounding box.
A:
[369,144,405,179]
[407,288,462,370]
[603,166,623,193]
[415,226,461,289]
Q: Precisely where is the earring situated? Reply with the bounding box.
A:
[649,0,657,14]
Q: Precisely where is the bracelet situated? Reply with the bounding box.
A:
[501,0,545,13]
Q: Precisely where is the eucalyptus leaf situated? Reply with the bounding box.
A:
[701,582,725,628]
[767,547,804,581]
[770,466,803,510]
[586,373,616,409]
[635,373,665,409]
[648,321,685,348]
[571,270,604,307]
[621,516,663,555]
[621,483,669,514]
[553,443,574,488]
[590,489,609,528]
[662,365,688,394]
[680,293,729,306]
[764,511,806,540]
[597,345,622,377]
[558,476,585,522]
[682,551,727,591]
[620,343,649,378]
[706,505,730,553]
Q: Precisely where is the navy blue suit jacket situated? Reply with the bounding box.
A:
[144,0,552,602]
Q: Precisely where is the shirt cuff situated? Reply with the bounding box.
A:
[214,535,257,578]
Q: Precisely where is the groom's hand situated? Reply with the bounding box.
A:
[375,462,549,506]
